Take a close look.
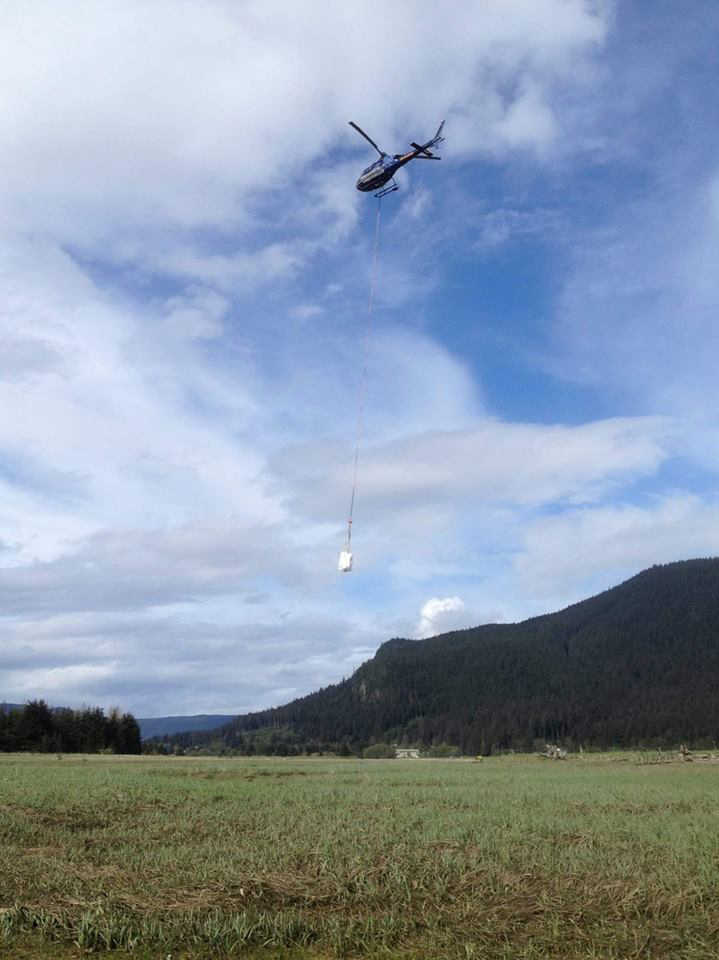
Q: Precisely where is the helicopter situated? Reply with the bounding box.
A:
[349,119,445,198]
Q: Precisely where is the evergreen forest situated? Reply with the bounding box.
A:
[0,700,141,754]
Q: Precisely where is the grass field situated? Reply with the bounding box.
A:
[2,752,719,959]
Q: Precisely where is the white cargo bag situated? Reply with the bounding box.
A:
[338,549,353,572]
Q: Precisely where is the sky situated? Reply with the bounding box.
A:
[2,0,719,718]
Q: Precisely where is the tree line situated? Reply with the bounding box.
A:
[0,700,141,754]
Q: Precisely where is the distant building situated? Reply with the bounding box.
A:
[395,747,421,759]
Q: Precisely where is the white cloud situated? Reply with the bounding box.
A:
[416,596,467,638]
[495,78,558,151]
[139,242,303,293]
[290,304,324,321]
[515,493,719,615]
[161,288,229,340]
[475,207,562,252]
[280,415,676,528]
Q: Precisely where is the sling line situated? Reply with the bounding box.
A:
[341,199,382,567]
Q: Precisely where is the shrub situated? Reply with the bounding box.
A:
[362,743,396,759]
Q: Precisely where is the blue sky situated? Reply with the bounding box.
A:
[2,0,719,717]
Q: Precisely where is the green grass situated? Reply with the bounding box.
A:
[2,752,719,958]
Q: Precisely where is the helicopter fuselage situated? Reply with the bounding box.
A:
[355,151,417,193]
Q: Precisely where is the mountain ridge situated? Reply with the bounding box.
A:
[137,714,237,739]
[168,558,719,754]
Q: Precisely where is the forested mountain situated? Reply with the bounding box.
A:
[170,559,719,756]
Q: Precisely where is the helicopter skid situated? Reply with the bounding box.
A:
[374,181,398,199]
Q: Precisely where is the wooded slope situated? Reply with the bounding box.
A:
[174,559,719,754]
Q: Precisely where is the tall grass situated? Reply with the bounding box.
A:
[2,753,719,957]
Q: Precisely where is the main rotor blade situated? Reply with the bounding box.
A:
[349,121,385,156]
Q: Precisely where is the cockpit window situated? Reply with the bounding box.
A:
[362,160,383,175]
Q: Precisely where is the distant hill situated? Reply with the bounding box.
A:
[138,714,237,739]
[172,559,719,755]
[0,703,23,713]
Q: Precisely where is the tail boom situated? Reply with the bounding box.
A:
[410,120,445,158]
